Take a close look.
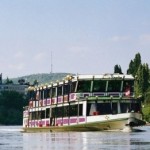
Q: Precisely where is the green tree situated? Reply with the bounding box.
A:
[145,88,150,104]
[127,53,141,76]
[134,63,150,98]
[127,60,134,75]
[114,64,123,74]
[5,77,13,84]
[134,64,144,97]
[0,91,28,125]
[18,78,25,85]
[33,80,38,86]
[143,63,150,92]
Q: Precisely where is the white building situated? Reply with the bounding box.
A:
[0,84,28,94]
[0,73,28,94]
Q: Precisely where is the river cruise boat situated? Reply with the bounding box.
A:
[23,74,146,132]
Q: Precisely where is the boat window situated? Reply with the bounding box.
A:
[51,104,83,118]
[28,90,36,100]
[51,107,56,118]
[120,102,130,113]
[93,80,106,92]
[123,80,134,92]
[70,104,83,116]
[76,80,91,92]
[70,81,77,93]
[58,86,63,96]
[87,103,92,116]
[107,80,122,92]
[69,105,77,116]
[41,90,44,99]
[52,107,59,118]
[44,89,47,99]
[89,103,97,115]
[87,102,112,116]
[36,91,40,100]
[32,112,36,120]
[38,111,41,119]
[52,87,56,97]
[46,108,50,118]
[36,111,39,119]
[63,105,69,117]
[41,110,45,119]
[38,110,45,119]
[64,84,69,95]
[55,107,63,118]
[29,112,32,120]
[112,102,118,114]
[96,103,112,115]
[33,91,36,100]
[39,90,43,99]
[79,104,83,116]
[46,88,51,98]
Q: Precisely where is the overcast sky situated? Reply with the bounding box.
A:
[0,0,150,78]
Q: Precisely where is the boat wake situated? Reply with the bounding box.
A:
[122,126,146,132]
[0,127,23,132]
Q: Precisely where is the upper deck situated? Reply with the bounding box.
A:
[27,73,135,103]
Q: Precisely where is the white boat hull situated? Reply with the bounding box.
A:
[23,112,145,132]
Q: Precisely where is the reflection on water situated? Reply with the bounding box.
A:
[23,127,150,150]
[0,126,23,150]
[0,126,150,150]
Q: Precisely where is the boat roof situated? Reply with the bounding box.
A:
[28,73,134,91]
[73,73,134,80]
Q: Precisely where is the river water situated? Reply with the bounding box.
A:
[0,126,150,150]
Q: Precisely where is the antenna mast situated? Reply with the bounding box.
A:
[50,51,53,74]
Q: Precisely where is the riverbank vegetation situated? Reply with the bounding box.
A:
[0,91,28,125]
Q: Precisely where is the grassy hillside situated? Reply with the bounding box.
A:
[9,73,75,85]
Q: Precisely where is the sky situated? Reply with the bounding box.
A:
[0,0,150,79]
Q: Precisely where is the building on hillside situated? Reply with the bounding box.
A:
[0,84,28,94]
[0,73,28,94]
